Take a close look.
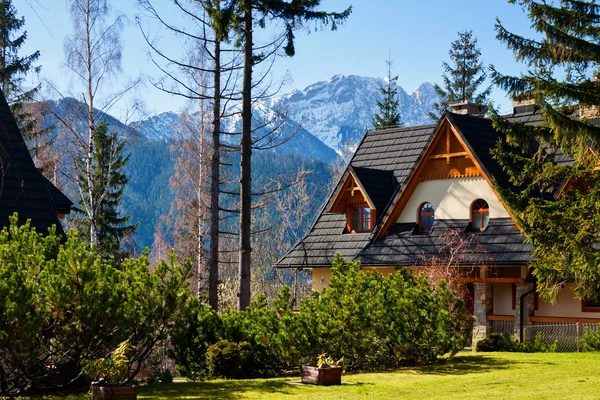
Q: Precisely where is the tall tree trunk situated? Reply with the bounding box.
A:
[238,1,252,310]
[85,0,96,247]
[209,36,221,310]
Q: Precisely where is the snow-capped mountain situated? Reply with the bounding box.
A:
[273,75,438,151]
[130,111,183,142]
[132,75,440,154]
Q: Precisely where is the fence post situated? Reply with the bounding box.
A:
[576,322,580,352]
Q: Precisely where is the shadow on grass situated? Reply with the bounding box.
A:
[415,353,557,376]
[137,380,294,400]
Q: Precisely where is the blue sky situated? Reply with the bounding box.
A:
[20,0,535,120]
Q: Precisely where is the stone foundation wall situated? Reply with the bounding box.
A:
[472,283,493,348]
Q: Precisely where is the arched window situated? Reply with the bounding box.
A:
[472,199,489,231]
[419,202,435,233]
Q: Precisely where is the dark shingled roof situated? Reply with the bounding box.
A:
[357,218,531,267]
[0,89,72,235]
[351,166,396,211]
[275,111,546,269]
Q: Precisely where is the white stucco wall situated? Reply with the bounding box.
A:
[397,177,511,223]
[311,267,396,291]
[493,283,514,315]
[536,284,600,318]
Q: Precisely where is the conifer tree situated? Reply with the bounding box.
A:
[231,0,351,310]
[429,30,491,120]
[75,122,136,257]
[490,0,600,302]
[0,0,41,139]
[373,56,402,130]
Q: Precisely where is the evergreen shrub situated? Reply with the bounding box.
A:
[206,340,254,379]
[171,253,471,377]
[580,326,600,352]
[476,332,556,352]
[0,214,193,396]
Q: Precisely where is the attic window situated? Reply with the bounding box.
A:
[419,202,435,233]
[472,199,489,231]
[348,205,372,233]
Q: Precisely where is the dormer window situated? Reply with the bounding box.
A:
[349,205,372,233]
[472,199,489,231]
[419,202,435,233]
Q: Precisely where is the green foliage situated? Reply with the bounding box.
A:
[293,255,469,370]
[83,340,134,384]
[169,299,224,380]
[206,340,254,379]
[0,0,40,133]
[430,30,491,120]
[316,354,343,368]
[491,1,600,303]
[75,122,137,256]
[373,56,402,130]
[580,326,600,352]
[476,332,520,352]
[0,214,192,396]
[476,332,556,353]
[171,254,469,378]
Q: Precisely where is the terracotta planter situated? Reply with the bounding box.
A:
[301,365,342,385]
[89,385,137,400]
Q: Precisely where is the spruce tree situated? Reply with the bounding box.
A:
[75,122,136,257]
[373,56,402,130]
[429,30,491,120]
[230,0,351,310]
[0,0,41,138]
[490,0,600,302]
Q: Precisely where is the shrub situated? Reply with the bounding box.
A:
[580,325,600,352]
[169,300,224,380]
[476,332,556,352]
[206,340,254,379]
[0,214,193,396]
[476,332,520,352]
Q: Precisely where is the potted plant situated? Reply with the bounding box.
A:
[301,354,343,385]
[83,340,137,400]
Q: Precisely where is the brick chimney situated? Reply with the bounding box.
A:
[449,101,487,117]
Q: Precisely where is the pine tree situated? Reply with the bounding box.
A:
[429,30,491,120]
[231,0,351,310]
[0,0,43,142]
[373,56,402,130]
[490,1,600,302]
[75,122,136,257]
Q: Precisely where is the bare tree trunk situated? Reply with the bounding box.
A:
[209,37,221,310]
[238,1,252,311]
[85,0,97,247]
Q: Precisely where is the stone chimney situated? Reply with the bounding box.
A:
[512,97,537,115]
[449,101,487,117]
[579,103,600,120]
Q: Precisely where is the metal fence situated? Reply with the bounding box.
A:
[524,322,599,352]
[491,319,514,335]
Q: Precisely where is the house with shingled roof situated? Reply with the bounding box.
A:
[274,101,600,347]
[0,88,72,235]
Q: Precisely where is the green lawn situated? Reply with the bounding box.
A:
[29,352,600,399]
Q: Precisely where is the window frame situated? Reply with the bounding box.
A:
[346,204,374,233]
[418,202,435,233]
[582,299,600,313]
[471,199,490,232]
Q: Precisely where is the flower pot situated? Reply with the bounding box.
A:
[301,365,342,385]
[89,385,137,400]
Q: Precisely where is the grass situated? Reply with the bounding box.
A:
[28,352,600,399]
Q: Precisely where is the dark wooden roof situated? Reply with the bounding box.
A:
[351,166,396,211]
[0,89,72,235]
[274,111,544,269]
[358,218,531,267]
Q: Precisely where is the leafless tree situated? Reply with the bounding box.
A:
[50,0,139,247]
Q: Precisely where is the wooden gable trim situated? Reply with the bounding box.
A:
[375,116,520,239]
[329,169,376,213]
